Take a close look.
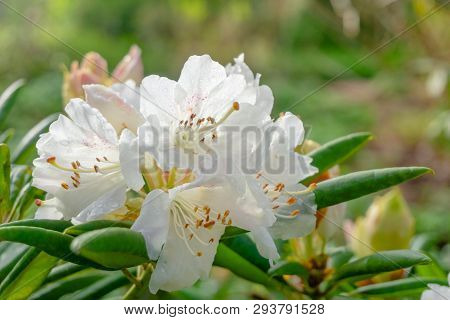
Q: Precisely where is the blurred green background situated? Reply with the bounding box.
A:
[0,0,449,296]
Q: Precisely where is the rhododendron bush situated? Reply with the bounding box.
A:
[0,47,447,301]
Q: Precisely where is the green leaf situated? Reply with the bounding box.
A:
[0,226,107,269]
[70,228,149,269]
[0,79,25,128]
[214,243,273,287]
[221,234,270,271]
[30,273,105,300]
[45,263,89,284]
[9,165,32,204]
[12,114,58,164]
[314,167,432,209]
[64,220,132,236]
[301,132,373,184]
[333,250,432,281]
[0,249,58,299]
[351,277,448,296]
[221,226,247,239]
[0,128,14,144]
[0,242,29,282]
[0,144,11,222]
[0,219,73,233]
[69,272,130,300]
[268,261,309,280]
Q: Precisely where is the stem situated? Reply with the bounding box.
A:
[123,264,154,300]
[121,268,140,287]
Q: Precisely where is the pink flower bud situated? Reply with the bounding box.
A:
[112,45,143,83]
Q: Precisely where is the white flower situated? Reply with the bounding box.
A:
[130,155,276,293]
[245,112,319,241]
[32,83,145,221]
[139,54,273,170]
[421,273,450,300]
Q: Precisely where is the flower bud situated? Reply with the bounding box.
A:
[348,187,415,257]
[112,45,143,83]
[62,45,143,104]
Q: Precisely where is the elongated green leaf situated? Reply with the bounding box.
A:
[268,261,309,279]
[31,273,105,300]
[333,250,431,281]
[0,247,40,296]
[0,79,25,128]
[351,277,447,296]
[0,128,14,144]
[12,113,58,164]
[0,219,73,233]
[0,144,11,222]
[0,242,28,282]
[9,165,32,203]
[69,272,130,300]
[314,167,432,209]
[222,234,270,271]
[70,228,149,269]
[64,220,132,236]
[45,263,88,284]
[0,251,58,299]
[221,226,247,239]
[214,243,273,287]
[301,132,373,184]
[0,226,107,269]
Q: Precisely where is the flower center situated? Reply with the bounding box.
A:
[173,101,240,153]
[170,195,232,257]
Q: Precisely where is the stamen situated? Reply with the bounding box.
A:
[287,197,297,205]
[61,183,69,190]
[290,209,301,216]
[203,220,215,229]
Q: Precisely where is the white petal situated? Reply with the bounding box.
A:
[72,183,127,223]
[269,192,317,240]
[110,80,140,110]
[140,75,178,124]
[34,197,64,220]
[65,98,118,145]
[119,129,144,191]
[131,190,170,261]
[149,215,225,293]
[274,112,305,150]
[421,283,450,300]
[250,227,280,260]
[84,84,144,134]
[178,55,226,96]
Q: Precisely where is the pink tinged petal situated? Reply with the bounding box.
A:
[140,75,178,124]
[131,190,170,261]
[84,84,144,134]
[112,45,144,83]
[119,129,144,191]
[80,52,109,80]
[178,55,227,97]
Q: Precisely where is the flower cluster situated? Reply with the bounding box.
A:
[32,53,318,293]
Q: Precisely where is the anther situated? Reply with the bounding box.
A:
[94,165,100,173]
[72,183,79,188]
[188,234,194,240]
[35,199,43,206]
[76,160,81,167]
[223,210,230,218]
[61,183,69,190]
[203,220,215,229]
[196,252,203,257]
[209,238,214,243]
[71,162,78,169]
[232,101,240,111]
[287,197,297,205]
[47,156,56,163]
[272,205,280,210]
[290,209,300,216]
[184,223,189,229]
